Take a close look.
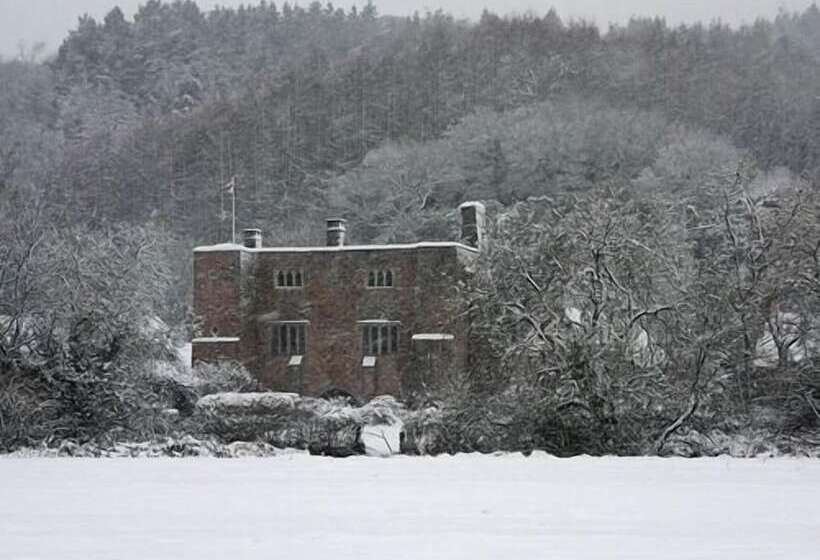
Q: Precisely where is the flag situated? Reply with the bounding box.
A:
[223,176,236,194]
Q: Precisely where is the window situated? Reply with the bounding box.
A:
[367,269,394,288]
[276,270,303,288]
[271,322,307,356]
[361,323,399,355]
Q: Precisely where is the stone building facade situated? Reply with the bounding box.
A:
[191,203,485,401]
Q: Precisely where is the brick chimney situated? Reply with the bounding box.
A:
[326,218,347,247]
[242,228,262,249]
[459,201,485,249]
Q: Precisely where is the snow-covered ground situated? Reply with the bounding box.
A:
[1,454,818,559]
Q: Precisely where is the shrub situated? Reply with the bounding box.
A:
[0,208,179,452]
[189,361,257,397]
[0,364,175,452]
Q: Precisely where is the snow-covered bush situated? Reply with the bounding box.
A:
[0,196,179,451]
[189,361,257,396]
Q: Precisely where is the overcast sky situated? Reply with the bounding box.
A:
[0,0,815,58]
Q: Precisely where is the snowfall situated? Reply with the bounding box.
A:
[1,454,819,560]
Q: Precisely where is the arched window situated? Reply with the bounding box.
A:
[367,269,394,288]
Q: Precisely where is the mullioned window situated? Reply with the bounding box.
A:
[275,270,304,288]
[367,270,393,288]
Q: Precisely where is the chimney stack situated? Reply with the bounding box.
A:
[459,201,486,250]
[326,218,347,247]
[242,228,262,249]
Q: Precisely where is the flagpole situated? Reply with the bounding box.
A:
[231,177,236,244]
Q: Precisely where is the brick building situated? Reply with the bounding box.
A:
[191,203,485,401]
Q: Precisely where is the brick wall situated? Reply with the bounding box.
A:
[191,250,243,364]
[193,244,475,401]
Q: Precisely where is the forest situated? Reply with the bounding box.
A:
[0,0,818,456]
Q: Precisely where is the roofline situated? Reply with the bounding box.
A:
[194,241,479,254]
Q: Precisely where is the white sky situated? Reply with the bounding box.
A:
[0,0,815,58]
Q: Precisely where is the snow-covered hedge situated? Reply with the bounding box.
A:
[197,392,301,414]
[197,392,400,420]
[3,436,308,458]
[189,393,405,457]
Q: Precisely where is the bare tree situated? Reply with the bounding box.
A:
[0,188,176,449]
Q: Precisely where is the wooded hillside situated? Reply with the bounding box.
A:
[2,2,819,246]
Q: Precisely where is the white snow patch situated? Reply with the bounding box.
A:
[458,200,486,211]
[193,243,244,252]
[176,343,192,368]
[564,306,583,324]
[360,421,403,457]
[192,337,240,343]
[629,326,667,368]
[0,455,817,559]
[754,312,818,368]
[411,333,454,341]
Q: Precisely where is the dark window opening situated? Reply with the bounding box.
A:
[367,269,394,288]
[272,323,307,356]
[361,323,399,355]
[276,270,304,288]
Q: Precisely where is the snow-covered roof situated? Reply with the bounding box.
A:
[194,241,478,254]
[192,337,240,343]
[411,333,455,341]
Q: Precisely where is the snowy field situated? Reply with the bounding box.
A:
[1,454,818,560]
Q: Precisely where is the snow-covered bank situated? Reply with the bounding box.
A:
[1,454,817,560]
